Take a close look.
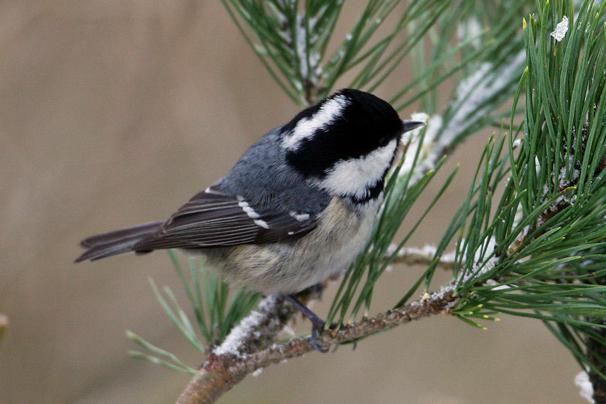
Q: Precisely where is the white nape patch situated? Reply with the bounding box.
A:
[238,200,261,219]
[289,211,310,222]
[254,219,269,229]
[282,95,349,150]
[319,139,397,198]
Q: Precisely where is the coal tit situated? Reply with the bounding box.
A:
[76,88,423,350]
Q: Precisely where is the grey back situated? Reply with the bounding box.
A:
[217,128,331,217]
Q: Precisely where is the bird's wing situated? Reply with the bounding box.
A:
[133,186,318,251]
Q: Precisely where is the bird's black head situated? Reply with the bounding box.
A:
[281,88,422,203]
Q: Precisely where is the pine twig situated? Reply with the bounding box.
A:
[176,286,456,404]
[390,245,456,270]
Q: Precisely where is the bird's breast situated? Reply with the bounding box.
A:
[200,197,381,294]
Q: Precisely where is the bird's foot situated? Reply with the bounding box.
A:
[283,294,329,353]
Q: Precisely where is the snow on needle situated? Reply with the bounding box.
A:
[551,16,569,42]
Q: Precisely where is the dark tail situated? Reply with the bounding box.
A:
[75,221,163,263]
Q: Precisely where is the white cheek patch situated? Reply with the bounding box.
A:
[282,95,349,150]
[319,139,397,198]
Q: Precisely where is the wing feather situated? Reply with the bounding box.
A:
[134,186,317,251]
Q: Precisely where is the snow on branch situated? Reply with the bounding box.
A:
[400,51,525,188]
[389,244,456,270]
[177,286,456,404]
[213,296,296,358]
[576,371,595,404]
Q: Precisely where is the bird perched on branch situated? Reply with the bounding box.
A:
[76,88,423,351]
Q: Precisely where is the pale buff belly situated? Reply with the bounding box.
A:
[195,198,379,295]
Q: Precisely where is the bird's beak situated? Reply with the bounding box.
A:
[402,120,426,133]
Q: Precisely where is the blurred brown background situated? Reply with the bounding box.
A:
[0,1,584,403]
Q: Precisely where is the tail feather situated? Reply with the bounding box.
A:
[75,221,163,263]
[80,221,163,248]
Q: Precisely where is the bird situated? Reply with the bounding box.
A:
[76,88,424,351]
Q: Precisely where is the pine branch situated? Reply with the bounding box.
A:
[176,286,456,404]
[444,5,606,401]
[123,1,606,402]
[129,1,540,401]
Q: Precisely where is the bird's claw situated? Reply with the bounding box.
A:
[309,321,329,353]
[282,293,329,353]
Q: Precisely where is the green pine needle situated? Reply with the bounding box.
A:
[126,253,261,372]
[129,1,606,387]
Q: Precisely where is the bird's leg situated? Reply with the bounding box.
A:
[283,294,328,353]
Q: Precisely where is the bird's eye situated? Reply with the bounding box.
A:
[378,137,389,147]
